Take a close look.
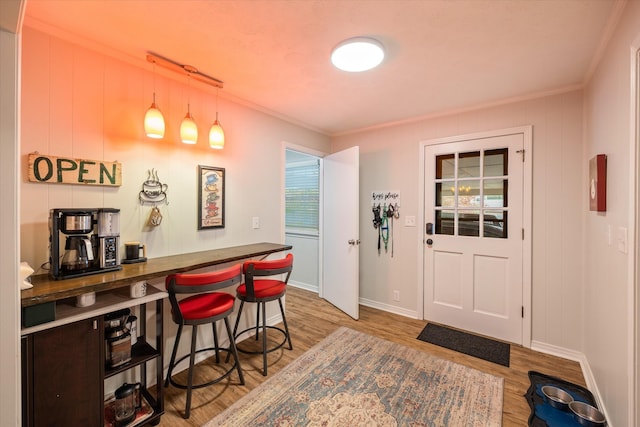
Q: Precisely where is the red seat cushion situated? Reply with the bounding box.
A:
[177,292,235,320]
[237,279,286,299]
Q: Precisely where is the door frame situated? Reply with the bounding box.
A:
[418,125,533,347]
[630,40,640,427]
[281,141,327,294]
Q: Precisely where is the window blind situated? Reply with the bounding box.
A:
[285,159,319,232]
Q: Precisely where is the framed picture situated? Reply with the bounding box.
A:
[589,154,606,212]
[198,165,225,229]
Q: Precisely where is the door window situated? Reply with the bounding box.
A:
[434,148,508,238]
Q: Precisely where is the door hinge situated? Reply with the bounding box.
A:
[522,228,525,240]
[516,149,525,162]
[522,306,524,318]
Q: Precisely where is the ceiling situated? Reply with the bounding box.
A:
[23,0,622,136]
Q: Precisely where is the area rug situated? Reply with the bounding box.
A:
[206,327,503,426]
[417,323,510,367]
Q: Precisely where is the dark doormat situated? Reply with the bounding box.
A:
[417,323,510,367]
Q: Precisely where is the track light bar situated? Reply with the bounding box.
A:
[146,52,224,89]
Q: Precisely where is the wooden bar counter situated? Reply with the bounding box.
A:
[22,242,292,307]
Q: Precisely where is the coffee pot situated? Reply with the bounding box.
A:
[60,235,93,272]
[114,382,141,426]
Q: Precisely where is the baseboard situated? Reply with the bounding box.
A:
[531,340,609,424]
[288,281,319,293]
[359,297,420,319]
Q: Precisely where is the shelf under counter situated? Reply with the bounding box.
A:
[21,285,167,336]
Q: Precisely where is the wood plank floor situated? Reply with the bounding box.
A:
[156,286,586,426]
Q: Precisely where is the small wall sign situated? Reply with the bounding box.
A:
[371,191,401,207]
[27,153,122,186]
[589,154,606,212]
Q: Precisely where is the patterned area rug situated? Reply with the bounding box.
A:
[206,327,503,426]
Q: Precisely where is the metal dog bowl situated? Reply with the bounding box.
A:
[541,385,573,411]
[569,401,606,426]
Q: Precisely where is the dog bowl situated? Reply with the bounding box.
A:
[569,401,606,426]
[541,385,573,411]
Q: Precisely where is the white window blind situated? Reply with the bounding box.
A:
[285,159,319,233]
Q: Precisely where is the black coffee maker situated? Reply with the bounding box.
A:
[49,208,122,279]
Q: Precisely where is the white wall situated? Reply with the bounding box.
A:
[333,91,585,351]
[0,12,23,427]
[285,233,319,292]
[583,1,640,425]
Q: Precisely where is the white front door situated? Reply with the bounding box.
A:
[322,146,360,319]
[423,130,528,344]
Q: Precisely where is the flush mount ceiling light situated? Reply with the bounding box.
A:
[331,37,385,72]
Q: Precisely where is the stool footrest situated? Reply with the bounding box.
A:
[235,325,290,355]
[167,347,240,390]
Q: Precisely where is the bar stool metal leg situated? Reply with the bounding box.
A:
[185,324,198,419]
[165,323,184,387]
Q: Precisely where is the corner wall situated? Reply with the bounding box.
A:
[0,25,22,427]
[583,1,640,425]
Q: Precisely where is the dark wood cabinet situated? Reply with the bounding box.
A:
[22,289,165,427]
[23,317,103,426]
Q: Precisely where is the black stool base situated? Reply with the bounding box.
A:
[166,347,241,391]
[234,325,290,355]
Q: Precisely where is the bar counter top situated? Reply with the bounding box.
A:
[21,242,292,307]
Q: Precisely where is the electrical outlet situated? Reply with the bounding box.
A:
[252,217,260,229]
[393,290,400,301]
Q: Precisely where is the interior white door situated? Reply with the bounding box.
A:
[322,146,359,319]
[423,133,524,344]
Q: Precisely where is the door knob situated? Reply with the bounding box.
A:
[426,238,433,245]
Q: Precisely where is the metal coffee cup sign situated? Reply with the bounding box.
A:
[28,153,122,186]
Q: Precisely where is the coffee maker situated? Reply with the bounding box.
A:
[49,208,122,279]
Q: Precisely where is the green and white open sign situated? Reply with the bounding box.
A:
[28,153,122,186]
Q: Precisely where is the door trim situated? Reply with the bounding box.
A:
[629,42,640,427]
[281,141,328,295]
[418,125,533,347]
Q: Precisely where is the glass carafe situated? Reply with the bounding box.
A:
[114,382,140,426]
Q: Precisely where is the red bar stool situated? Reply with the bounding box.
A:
[164,264,244,419]
[230,253,293,376]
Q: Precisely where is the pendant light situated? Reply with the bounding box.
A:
[209,88,225,149]
[144,62,165,139]
[180,104,198,144]
[180,70,198,144]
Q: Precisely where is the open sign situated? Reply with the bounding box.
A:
[28,153,122,186]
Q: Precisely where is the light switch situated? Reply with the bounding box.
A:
[617,227,627,253]
[252,217,260,229]
[405,216,416,227]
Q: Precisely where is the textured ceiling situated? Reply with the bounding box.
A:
[23,0,621,136]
